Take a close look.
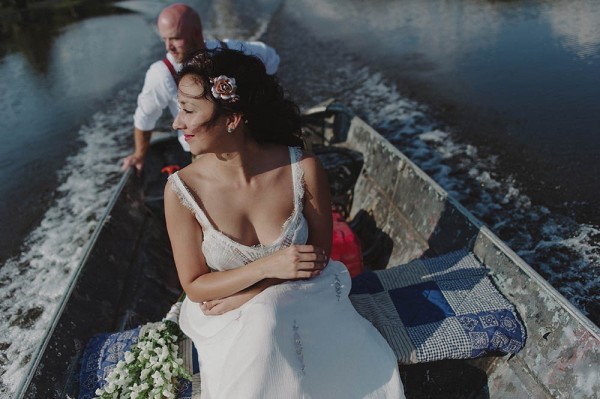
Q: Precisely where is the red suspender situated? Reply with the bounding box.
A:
[162,58,177,82]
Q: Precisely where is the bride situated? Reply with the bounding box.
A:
[164,48,405,399]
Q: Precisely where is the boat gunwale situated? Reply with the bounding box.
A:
[330,103,600,397]
[13,168,135,399]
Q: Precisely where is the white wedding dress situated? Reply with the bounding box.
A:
[169,147,405,399]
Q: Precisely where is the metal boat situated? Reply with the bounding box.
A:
[17,102,600,398]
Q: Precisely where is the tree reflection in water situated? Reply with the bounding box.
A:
[0,0,128,73]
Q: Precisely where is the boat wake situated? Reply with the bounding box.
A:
[0,87,137,396]
[0,2,285,395]
[270,15,600,327]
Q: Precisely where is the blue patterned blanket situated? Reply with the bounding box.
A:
[79,250,525,397]
[79,324,200,399]
[349,249,526,363]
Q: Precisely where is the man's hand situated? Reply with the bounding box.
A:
[122,128,152,175]
[121,153,145,175]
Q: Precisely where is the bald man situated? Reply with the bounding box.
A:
[122,3,280,173]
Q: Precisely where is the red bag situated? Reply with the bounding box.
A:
[330,210,363,278]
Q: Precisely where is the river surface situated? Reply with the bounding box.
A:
[0,0,599,396]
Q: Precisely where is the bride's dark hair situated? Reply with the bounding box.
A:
[178,48,304,148]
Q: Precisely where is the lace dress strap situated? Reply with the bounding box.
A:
[289,146,305,212]
[167,172,213,230]
[168,148,303,239]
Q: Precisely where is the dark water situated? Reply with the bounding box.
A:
[0,0,156,262]
[265,0,600,319]
[0,0,599,395]
[284,0,600,226]
[268,0,600,322]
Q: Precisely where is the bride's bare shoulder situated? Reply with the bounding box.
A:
[298,149,325,174]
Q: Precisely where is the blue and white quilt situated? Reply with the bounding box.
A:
[80,249,526,397]
[349,249,526,364]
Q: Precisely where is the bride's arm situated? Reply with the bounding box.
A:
[164,180,327,304]
[199,278,282,315]
[300,151,333,256]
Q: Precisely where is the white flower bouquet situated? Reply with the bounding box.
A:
[94,302,192,399]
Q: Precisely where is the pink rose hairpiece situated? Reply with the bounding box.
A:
[210,75,240,103]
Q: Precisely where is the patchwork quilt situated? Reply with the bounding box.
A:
[79,250,526,397]
[349,249,526,364]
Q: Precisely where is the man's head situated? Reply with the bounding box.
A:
[158,3,204,63]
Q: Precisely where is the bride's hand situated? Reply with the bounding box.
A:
[262,245,328,280]
[200,290,254,315]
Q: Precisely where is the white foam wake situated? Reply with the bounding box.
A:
[283,43,599,323]
[336,64,600,319]
[0,87,137,396]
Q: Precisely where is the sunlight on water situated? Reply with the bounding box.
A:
[288,0,600,221]
[544,1,600,61]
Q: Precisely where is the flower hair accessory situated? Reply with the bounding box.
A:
[210,75,239,103]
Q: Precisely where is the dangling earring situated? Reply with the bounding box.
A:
[227,126,233,134]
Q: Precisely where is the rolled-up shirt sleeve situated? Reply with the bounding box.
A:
[213,39,280,75]
[133,61,174,131]
[244,41,280,75]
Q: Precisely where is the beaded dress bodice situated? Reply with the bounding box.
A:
[168,147,309,271]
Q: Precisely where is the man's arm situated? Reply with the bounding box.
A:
[122,60,175,174]
[121,127,152,174]
[215,39,280,75]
